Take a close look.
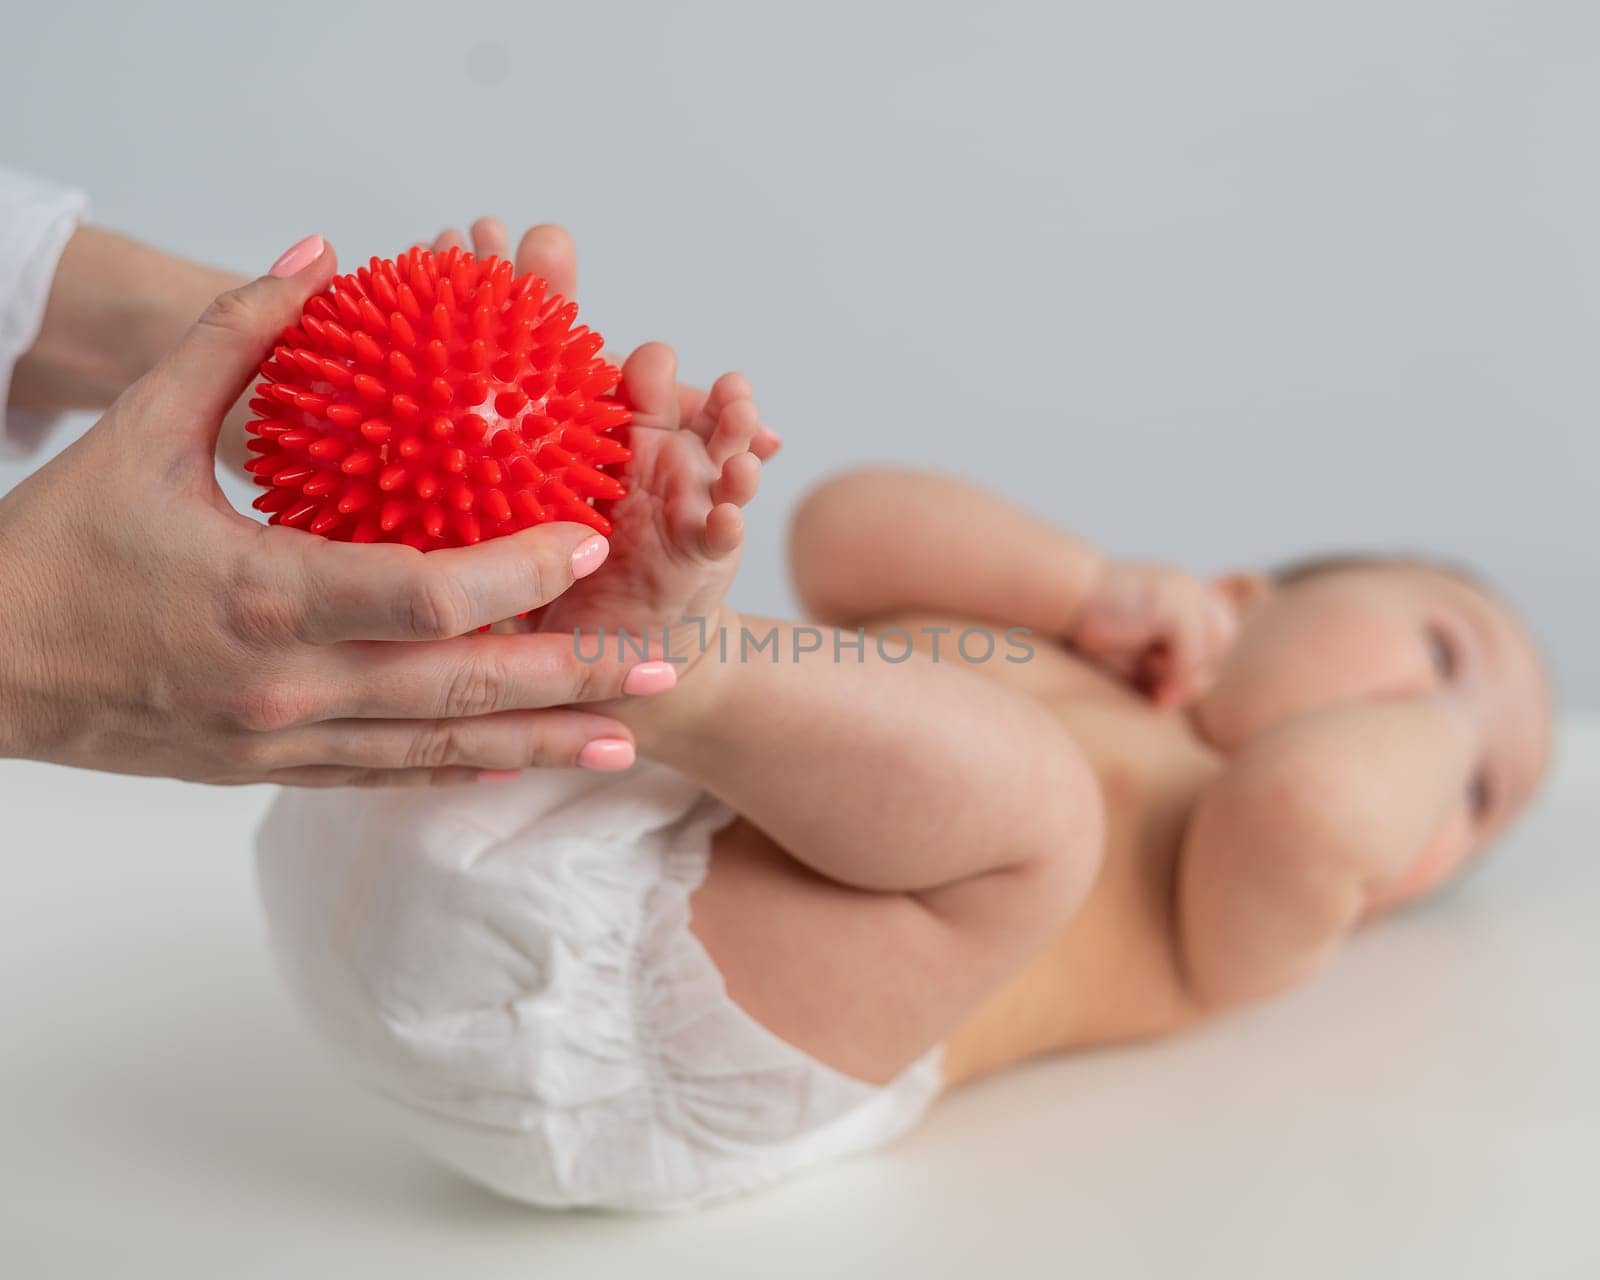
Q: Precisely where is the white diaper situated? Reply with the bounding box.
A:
[255,761,945,1211]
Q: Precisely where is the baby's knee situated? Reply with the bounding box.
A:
[1026,735,1106,925]
[964,733,1104,948]
[789,470,873,556]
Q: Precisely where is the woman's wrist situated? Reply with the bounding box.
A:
[9,226,243,415]
[0,519,39,760]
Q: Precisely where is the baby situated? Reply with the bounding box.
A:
[257,337,1554,1212]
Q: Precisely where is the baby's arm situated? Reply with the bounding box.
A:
[790,468,1235,706]
[1177,696,1477,1008]
[789,468,1103,634]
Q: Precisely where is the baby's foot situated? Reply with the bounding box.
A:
[533,342,766,656]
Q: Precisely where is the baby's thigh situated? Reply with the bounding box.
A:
[691,816,1070,1086]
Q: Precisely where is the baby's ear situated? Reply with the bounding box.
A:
[1211,571,1272,619]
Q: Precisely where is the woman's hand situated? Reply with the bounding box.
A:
[0,237,666,787]
[216,218,781,483]
[428,217,783,459]
[1069,560,1238,708]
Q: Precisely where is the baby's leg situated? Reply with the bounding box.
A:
[535,346,766,642]
[607,612,1104,1084]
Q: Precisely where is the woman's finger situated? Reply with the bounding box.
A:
[470,216,510,259]
[301,629,678,720]
[283,521,612,643]
[259,707,636,773]
[255,764,485,788]
[514,224,578,298]
[145,236,338,449]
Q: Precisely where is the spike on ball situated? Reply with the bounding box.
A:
[246,247,632,549]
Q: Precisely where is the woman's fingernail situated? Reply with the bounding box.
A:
[269,234,325,278]
[623,661,677,696]
[570,535,610,579]
[578,738,636,771]
[477,768,523,783]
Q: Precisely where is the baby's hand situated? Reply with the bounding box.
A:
[1069,560,1237,707]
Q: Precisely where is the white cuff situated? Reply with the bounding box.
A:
[0,165,90,459]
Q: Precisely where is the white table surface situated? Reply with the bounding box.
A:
[2,723,1597,1279]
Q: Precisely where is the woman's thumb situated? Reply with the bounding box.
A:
[146,235,337,443]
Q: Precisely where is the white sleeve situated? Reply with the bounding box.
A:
[0,165,90,459]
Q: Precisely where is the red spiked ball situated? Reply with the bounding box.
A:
[244,247,632,549]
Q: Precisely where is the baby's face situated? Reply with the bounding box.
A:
[1193,564,1553,902]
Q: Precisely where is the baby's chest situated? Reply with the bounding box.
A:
[1046,696,1223,1027]
[1050,694,1219,856]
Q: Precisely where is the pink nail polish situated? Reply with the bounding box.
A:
[269,234,325,278]
[578,738,635,771]
[570,535,610,580]
[477,768,523,782]
[623,661,677,696]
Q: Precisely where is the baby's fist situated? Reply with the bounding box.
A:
[1070,561,1237,707]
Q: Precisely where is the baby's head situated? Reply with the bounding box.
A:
[1193,553,1554,907]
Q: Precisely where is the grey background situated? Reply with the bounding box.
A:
[3,0,1596,703]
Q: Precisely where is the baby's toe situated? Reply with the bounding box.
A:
[706,371,753,416]
[688,372,754,440]
[707,397,760,466]
[712,451,762,508]
[705,378,780,459]
[700,502,745,558]
[750,425,783,459]
[621,342,681,430]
